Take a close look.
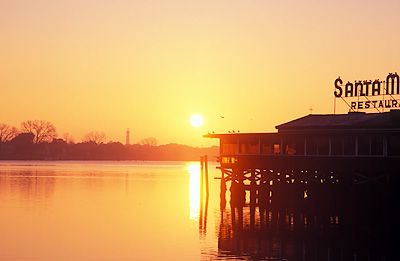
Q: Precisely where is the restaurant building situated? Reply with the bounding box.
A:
[205,110,400,173]
[203,109,400,216]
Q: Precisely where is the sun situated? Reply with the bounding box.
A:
[190,115,204,127]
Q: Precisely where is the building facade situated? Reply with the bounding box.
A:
[205,110,400,173]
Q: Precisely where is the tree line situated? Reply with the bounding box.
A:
[0,120,219,161]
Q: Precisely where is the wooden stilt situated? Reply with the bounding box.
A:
[220,169,227,209]
[199,156,204,229]
[204,155,209,198]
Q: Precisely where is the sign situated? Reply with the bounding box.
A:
[334,73,400,110]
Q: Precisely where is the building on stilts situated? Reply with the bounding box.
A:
[204,110,400,259]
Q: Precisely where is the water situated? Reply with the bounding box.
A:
[0,161,222,260]
[0,161,393,260]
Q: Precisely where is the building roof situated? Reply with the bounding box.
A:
[203,110,400,139]
[276,110,400,132]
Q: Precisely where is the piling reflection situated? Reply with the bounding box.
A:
[198,157,210,239]
[216,181,395,260]
[188,164,201,221]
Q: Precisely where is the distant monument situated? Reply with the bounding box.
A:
[126,128,130,145]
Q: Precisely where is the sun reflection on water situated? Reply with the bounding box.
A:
[188,163,201,221]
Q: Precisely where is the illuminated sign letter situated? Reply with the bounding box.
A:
[345,82,354,97]
[334,77,343,97]
[362,80,371,96]
[372,80,381,96]
[355,81,363,96]
[386,73,399,95]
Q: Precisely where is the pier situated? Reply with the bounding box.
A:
[204,110,399,205]
[204,110,400,259]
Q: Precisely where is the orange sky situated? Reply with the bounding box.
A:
[1,0,399,147]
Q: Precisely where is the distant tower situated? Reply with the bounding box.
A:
[126,128,130,145]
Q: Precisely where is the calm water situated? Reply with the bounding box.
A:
[0,161,393,260]
[0,161,223,260]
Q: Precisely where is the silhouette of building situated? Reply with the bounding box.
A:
[205,110,400,172]
[204,110,399,260]
[204,110,400,219]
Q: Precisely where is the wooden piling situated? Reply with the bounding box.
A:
[199,156,204,228]
[204,155,209,198]
[200,156,204,200]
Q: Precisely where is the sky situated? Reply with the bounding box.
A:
[1,0,399,147]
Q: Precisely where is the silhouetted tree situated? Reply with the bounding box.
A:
[20,120,57,143]
[62,132,75,144]
[0,123,19,142]
[10,132,35,154]
[49,138,68,159]
[82,131,107,144]
[139,137,158,146]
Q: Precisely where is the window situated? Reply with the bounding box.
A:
[221,137,237,154]
[306,137,328,155]
[261,137,271,154]
[283,137,304,155]
[318,137,329,155]
[294,138,305,155]
[221,156,238,164]
[248,137,259,154]
[306,137,318,155]
[331,136,343,155]
[273,144,281,154]
[343,136,356,155]
[239,143,247,154]
[357,136,370,155]
[371,136,383,156]
[271,137,281,154]
[388,135,400,156]
[283,138,294,155]
[285,143,295,155]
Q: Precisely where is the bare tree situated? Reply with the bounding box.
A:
[139,137,158,146]
[20,120,57,143]
[62,132,75,144]
[82,131,107,144]
[0,124,19,142]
